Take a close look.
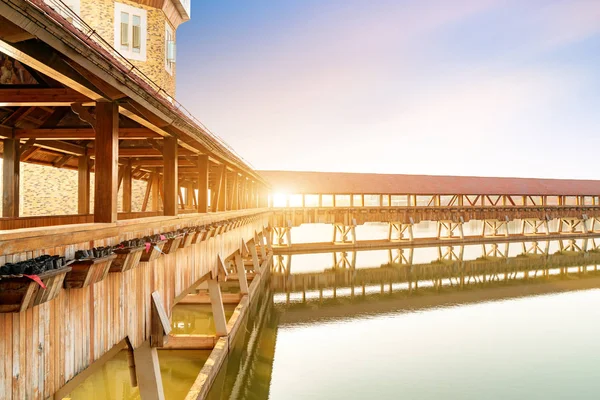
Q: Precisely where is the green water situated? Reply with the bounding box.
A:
[64,233,600,400]
[210,238,600,399]
[171,303,237,335]
[212,287,600,400]
[65,349,210,399]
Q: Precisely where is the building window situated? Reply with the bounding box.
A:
[114,2,147,61]
[165,23,176,75]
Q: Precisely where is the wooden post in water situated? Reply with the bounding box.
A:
[133,341,165,400]
[248,238,260,270]
[208,278,228,337]
[235,251,249,295]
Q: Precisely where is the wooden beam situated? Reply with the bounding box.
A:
[211,165,224,212]
[123,159,133,213]
[218,168,228,212]
[0,124,13,139]
[14,127,161,140]
[208,278,228,337]
[36,140,86,156]
[0,38,104,101]
[2,138,19,217]
[197,155,209,213]
[130,159,195,167]
[53,154,73,168]
[133,341,166,400]
[163,137,178,216]
[78,155,90,214]
[231,173,239,210]
[142,176,152,212]
[20,145,39,161]
[151,170,160,212]
[118,147,194,157]
[94,102,119,223]
[0,88,90,106]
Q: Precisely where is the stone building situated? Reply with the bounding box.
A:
[53,0,191,97]
[0,0,192,217]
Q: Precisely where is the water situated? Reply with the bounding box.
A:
[65,224,600,399]
[65,349,210,399]
[211,226,600,399]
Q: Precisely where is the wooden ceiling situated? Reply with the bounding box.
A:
[0,7,263,190]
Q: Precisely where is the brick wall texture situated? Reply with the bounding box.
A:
[80,0,177,96]
[0,160,153,217]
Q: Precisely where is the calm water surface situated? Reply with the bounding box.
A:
[66,224,600,399]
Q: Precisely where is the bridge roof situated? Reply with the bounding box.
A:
[258,170,600,196]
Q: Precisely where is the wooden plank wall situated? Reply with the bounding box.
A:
[0,209,270,400]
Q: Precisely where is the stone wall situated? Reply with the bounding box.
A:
[0,159,153,217]
[79,0,177,97]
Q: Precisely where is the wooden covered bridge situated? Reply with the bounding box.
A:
[261,170,600,247]
[1,1,600,399]
[0,1,271,399]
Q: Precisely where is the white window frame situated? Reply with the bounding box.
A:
[165,22,175,75]
[114,2,147,62]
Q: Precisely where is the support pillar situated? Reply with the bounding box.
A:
[388,220,414,242]
[77,154,90,215]
[272,221,292,247]
[332,220,357,244]
[207,278,228,337]
[234,251,249,295]
[163,137,178,216]
[94,101,118,223]
[196,155,208,212]
[2,138,19,217]
[133,341,165,400]
[123,158,132,213]
[248,239,260,271]
[151,169,160,212]
[388,248,413,265]
[482,218,509,237]
[521,218,550,236]
[436,219,464,239]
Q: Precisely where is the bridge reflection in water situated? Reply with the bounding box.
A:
[207,237,600,400]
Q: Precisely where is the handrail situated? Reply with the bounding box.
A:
[29,0,256,171]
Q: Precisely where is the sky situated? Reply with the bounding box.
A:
[176,0,600,179]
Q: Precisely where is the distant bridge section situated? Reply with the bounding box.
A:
[259,171,600,246]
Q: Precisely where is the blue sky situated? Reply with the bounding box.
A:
[176,0,600,179]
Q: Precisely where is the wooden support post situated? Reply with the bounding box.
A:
[2,138,19,217]
[94,101,118,223]
[248,239,260,270]
[163,137,178,216]
[234,252,249,295]
[219,168,228,211]
[197,155,209,212]
[123,158,132,213]
[77,155,90,214]
[151,169,160,211]
[208,279,228,337]
[231,173,239,210]
[133,341,165,400]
